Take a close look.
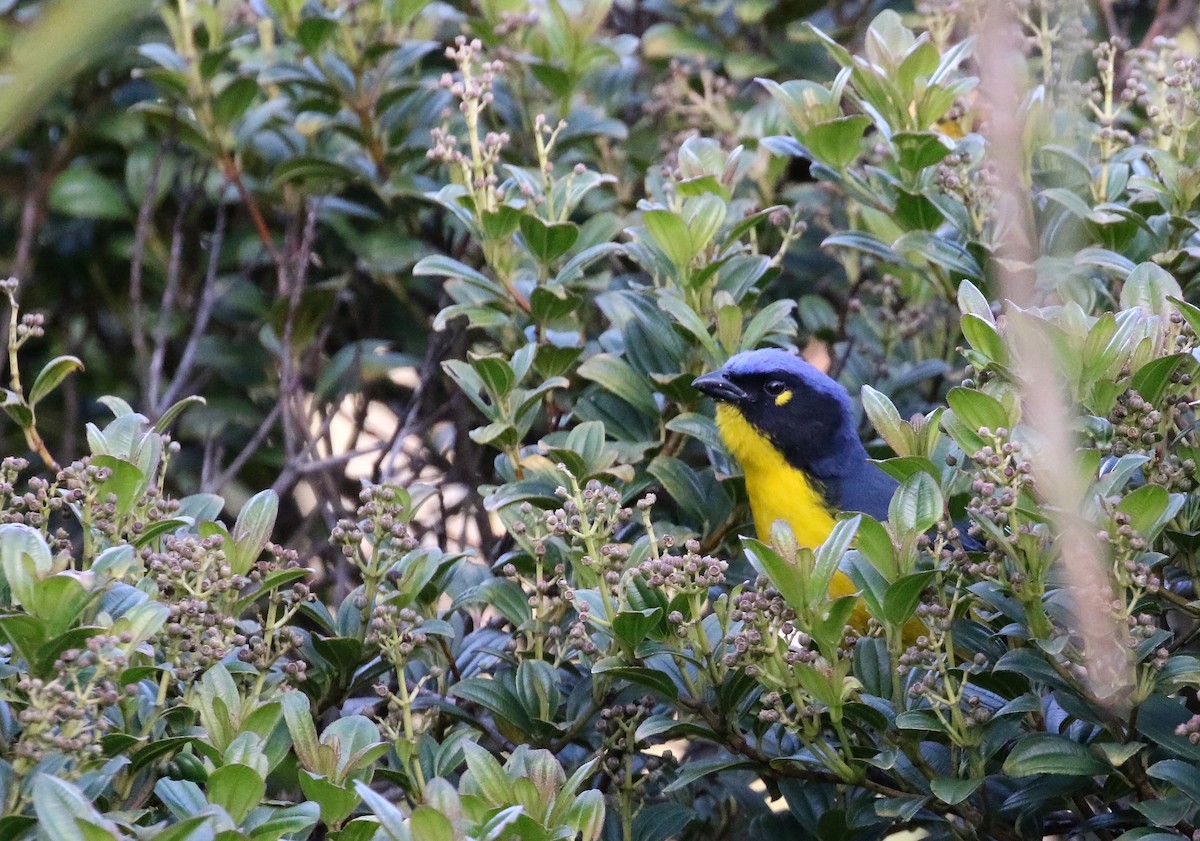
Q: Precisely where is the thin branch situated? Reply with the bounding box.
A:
[148,177,199,409]
[209,401,283,493]
[289,443,389,477]
[156,201,227,415]
[130,132,170,393]
[221,158,288,290]
[277,201,318,463]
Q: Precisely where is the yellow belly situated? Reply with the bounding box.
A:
[715,405,864,612]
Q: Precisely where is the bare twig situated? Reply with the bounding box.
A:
[289,443,389,477]
[209,401,283,493]
[130,133,171,393]
[1092,0,1119,39]
[277,201,319,462]
[157,201,227,415]
[148,177,200,409]
[1139,0,1198,49]
[221,158,288,290]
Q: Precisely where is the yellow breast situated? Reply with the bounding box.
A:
[715,404,861,605]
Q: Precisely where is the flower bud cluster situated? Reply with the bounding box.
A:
[633,539,727,595]
[596,695,675,791]
[426,36,509,213]
[1098,511,1161,597]
[960,427,1039,587]
[331,485,419,571]
[1108,387,1195,492]
[148,533,247,680]
[934,151,999,239]
[1175,713,1200,744]
[1125,39,1200,156]
[14,633,129,773]
[545,478,634,596]
[645,59,740,157]
[370,603,430,666]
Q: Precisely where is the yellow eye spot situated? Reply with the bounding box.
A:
[774,389,792,407]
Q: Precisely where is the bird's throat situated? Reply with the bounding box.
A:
[715,404,837,549]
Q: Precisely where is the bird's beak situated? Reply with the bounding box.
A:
[692,371,748,403]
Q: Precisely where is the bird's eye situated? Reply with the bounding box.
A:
[763,379,787,397]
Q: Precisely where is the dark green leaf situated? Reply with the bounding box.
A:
[50,168,129,221]
[520,216,579,263]
[212,77,258,125]
[1002,733,1109,777]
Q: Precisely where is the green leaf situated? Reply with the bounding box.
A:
[1116,484,1171,537]
[153,395,206,433]
[958,280,995,323]
[91,455,144,517]
[810,516,860,604]
[410,806,454,841]
[295,17,337,53]
[861,385,913,456]
[520,216,579,263]
[271,156,361,189]
[207,764,265,825]
[480,204,523,240]
[28,573,91,637]
[33,776,115,841]
[213,77,258,124]
[612,608,662,649]
[461,740,513,805]
[1131,353,1196,405]
[298,772,359,828]
[515,659,561,721]
[961,314,1006,363]
[230,489,278,576]
[577,354,658,416]
[529,286,581,324]
[946,387,1011,437]
[0,523,52,608]
[0,389,31,427]
[591,659,679,699]
[470,354,515,398]
[1121,262,1182,319]
[566,789,605,841]
[50,167,129,221]
[1002,733,1109,777]
[452,677,533,732]
[888,471,942,535]
[891,131,953,172]
[882,570,936,627]
[28,355,83,407]
[662,758,758,793]
[642,209,695,269]
[804,116,870,169]
[354,781,412,841]
[1148,759,1200,804]
[642,23,722,60]
[682,193,726,258]
[281,692,321,772]
[741,537,807,611]
[929,776,982,805]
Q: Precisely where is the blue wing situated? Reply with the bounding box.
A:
[831,462,898,521]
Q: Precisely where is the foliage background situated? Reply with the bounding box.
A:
[1,1,1200,841]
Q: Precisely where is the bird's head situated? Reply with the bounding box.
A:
[692,349,858,474]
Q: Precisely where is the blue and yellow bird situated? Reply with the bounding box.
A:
[692,349,898,603]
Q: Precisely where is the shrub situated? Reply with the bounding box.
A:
[0,2,1199,841]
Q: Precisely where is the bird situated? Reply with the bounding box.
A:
[691,348,898,608]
